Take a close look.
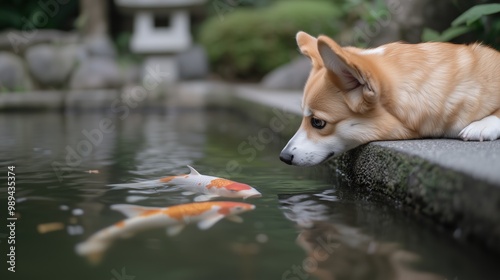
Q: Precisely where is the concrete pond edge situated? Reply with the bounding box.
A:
[331,144,500,252]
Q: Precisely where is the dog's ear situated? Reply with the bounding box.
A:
[296,31,323,69]
[317,36,378,113]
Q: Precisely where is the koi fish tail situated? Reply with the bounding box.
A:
[108,179,163,189]
[75,239,110,265]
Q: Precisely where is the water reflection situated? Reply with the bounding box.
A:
[279,191,442,280]
[127,112,206,176]
[0,111,208,195]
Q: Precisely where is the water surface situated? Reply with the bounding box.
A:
[0,109,498,280]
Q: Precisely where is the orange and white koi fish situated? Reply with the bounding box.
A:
[109,166,262,201]
[76,201,255,264]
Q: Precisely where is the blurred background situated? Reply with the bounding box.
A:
[1,2,500,280]
[0,0,499,93]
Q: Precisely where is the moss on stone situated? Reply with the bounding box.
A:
[330,144,500,251]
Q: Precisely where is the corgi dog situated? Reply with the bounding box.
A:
[280,31,500,166]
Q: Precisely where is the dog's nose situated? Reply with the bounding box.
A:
[279,151,294,165]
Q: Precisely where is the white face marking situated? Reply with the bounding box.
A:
[280,127,339,166]
[359,47,385,55]
[303,106,312,117]
[280,120,368,166]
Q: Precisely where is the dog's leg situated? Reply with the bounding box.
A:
[459,110,500,141]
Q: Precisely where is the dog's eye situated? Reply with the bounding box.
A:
[311,118,326,129]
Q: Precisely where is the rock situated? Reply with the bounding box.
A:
[84,36,117,58]
[369,0,470,45]
[261,57,310,90]
[0,52,31,91]
[0,29,79,53]
[368,21,402,47]
[142,56,178,83]
[69,58,122,89]
[25,44,79,87]
[176,45,209,80]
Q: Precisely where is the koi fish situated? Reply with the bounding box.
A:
[76,201,255,264]
[109,165,262,201]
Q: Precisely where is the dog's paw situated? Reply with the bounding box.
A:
[459,116,500,141]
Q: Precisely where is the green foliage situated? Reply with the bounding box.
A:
[452,3,500,26]
[422,3,500,49]
[199,0,342,80]
[422,26,472,42]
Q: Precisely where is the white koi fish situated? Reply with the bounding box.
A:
[109,165,262,201]
[75,201,255,264]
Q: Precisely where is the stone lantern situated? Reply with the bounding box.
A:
[115,0,207,81]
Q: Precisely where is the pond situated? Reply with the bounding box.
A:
[1,108,499,280]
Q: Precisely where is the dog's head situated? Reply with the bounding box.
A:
[280,31,388,166]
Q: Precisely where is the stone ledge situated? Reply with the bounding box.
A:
[0,91,64,110]
[331,143,500,252]
[0,86,168,112]
[373,140,500,186]
[65,89,120,110]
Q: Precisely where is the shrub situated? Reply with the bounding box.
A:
[198,1,342,80]
[422,3,500,49]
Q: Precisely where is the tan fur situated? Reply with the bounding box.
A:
[280,31,500,166]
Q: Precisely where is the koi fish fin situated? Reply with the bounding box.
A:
[108,179,162,189]
[187,165,201,176]
[166,224,186,236]
[226,215,243,223]
[181,191,196,196]
[110,204,163,218]
[194,194,220,202]
[127,189,160,195]
[198,214,225,230]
